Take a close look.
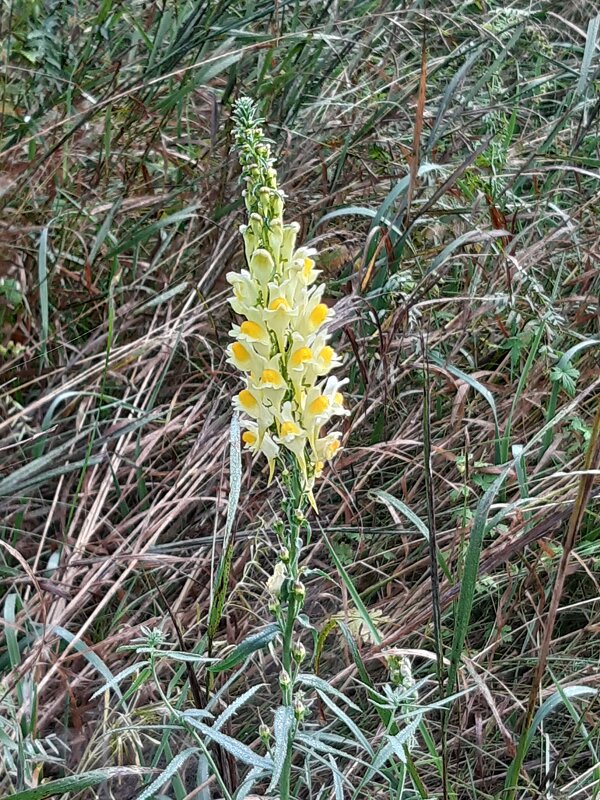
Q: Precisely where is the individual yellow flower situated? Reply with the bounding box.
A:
[241,421,279,483]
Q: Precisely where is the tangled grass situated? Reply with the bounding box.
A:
[1,1,599,798]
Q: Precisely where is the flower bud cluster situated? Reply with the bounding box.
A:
[227,98,348,506]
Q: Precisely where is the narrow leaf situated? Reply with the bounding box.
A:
[184,718,272,771]
[322,531,381,646]
[316,690,373,755]
[447,463,512,694]
[135,748,198,800]
[267,706,295,792]
[208,623,280,673]
[213,684,264,731]
[38,227,49,366]
[5,768,143,800]
[296,673,361,712]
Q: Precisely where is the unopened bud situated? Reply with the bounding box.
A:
[279,669,291,689]
[293,696,306,721]
[292,580,305,600]
[259,723,271,743]
[292,640,306,663]
[258,186,271,201]
[268,599,280,614]
[279,545,290,563]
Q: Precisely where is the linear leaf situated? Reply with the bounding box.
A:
[208,623,280,673]
[316,690,373,755]
[329,754,345,800]
[267,706,295,793]
[91,661,149,700]
[184,717,272,771]
[371,490,429,541]
[447,463,512,694]
[576,15,600,97]
[38,227,49,366]
[213,684,264,731]
[322,531,381,646]
[296,673,361,712]
[135,748,198,800]
[505,686,596,792]
[208,411,243,643]
[5,768,143,799]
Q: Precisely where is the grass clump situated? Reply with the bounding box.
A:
[1,1,599,799]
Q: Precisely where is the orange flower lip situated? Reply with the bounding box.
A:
[240,320,264,340]
[280,421,300,437]
[291,347,312,367]
[309,396,329,415]
[260,369,282,386]
[232,342,250,361]
[309,303,329,328]
[269,297,291,311]
[238,389,257,410]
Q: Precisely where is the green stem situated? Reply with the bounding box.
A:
[281,594,297,703]
[277,469,306,800]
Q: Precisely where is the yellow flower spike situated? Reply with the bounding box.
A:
[227,97,348,505]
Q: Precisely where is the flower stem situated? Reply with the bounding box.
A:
[276,467,307,799]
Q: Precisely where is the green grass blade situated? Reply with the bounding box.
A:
[5,768,144,800]
[322,530,381,646]
[38,227,49,367]
[446,462,513,695]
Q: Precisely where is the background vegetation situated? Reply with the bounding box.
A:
[1,0,599,798]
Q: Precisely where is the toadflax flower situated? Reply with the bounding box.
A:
[227,98,348,507]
